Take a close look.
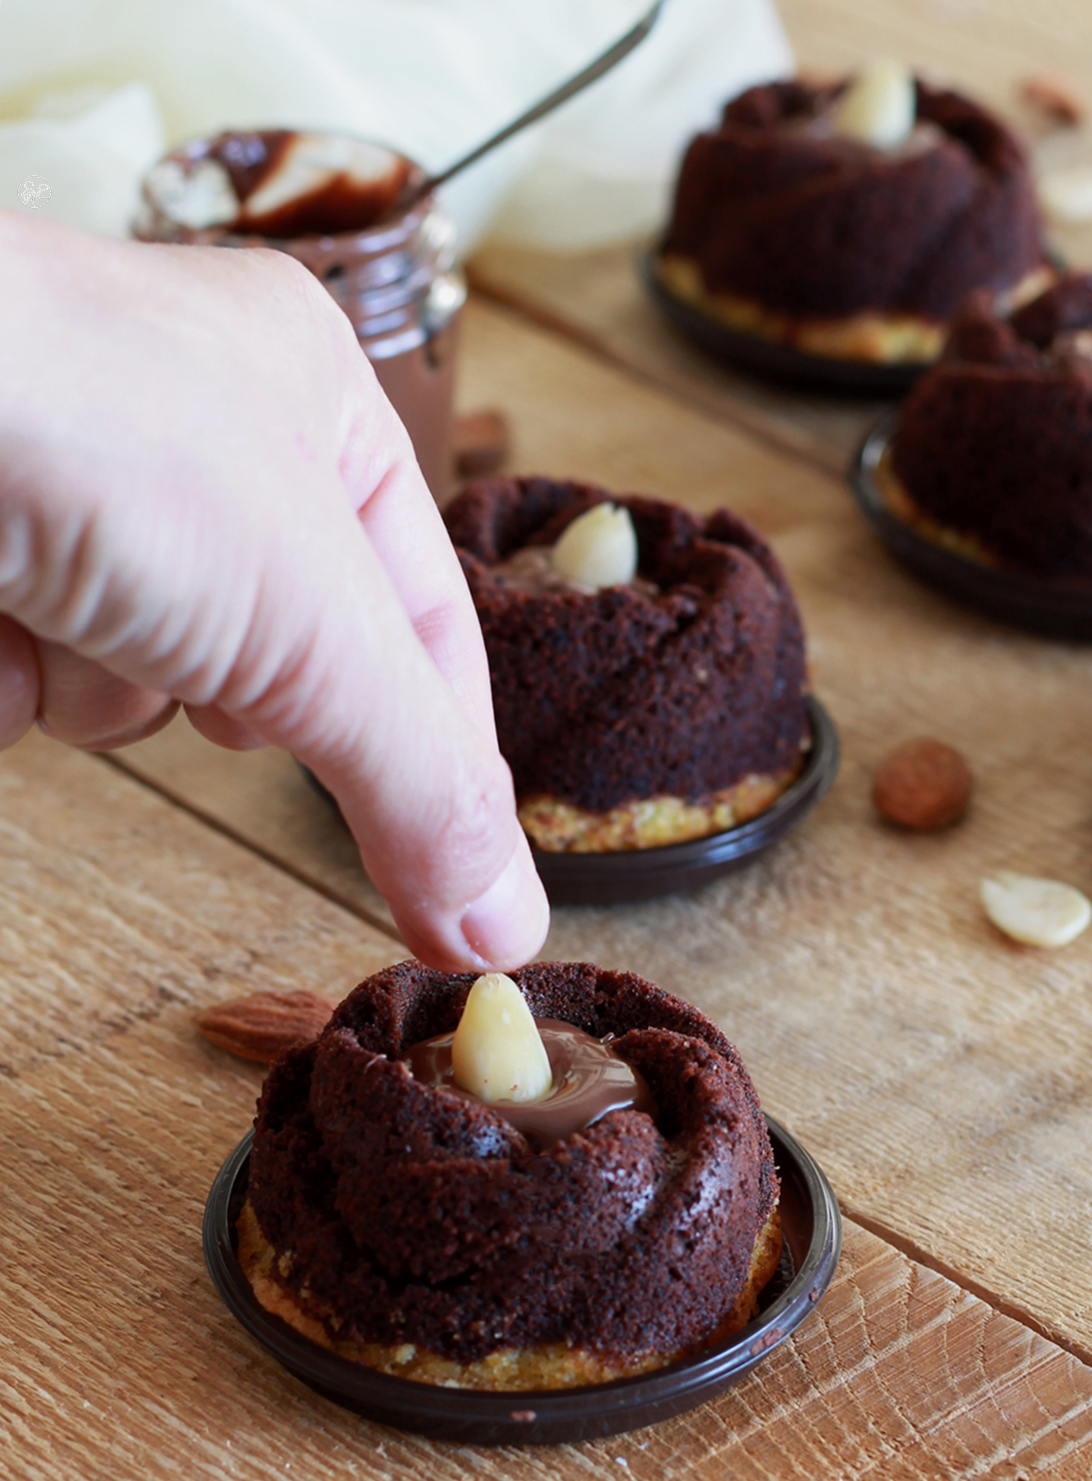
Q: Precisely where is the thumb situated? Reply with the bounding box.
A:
[177,482,550,974]
[286,514,548,970]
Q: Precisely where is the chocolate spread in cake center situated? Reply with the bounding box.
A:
[491,546,659,598]
[405,1018,656,1148]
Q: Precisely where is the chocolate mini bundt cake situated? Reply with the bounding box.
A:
[442,476,810,852]
[886,275,1092,582]
[242,960,782,1390]
[659,74,1048,363]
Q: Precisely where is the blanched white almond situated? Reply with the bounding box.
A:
[241,133,402,223]
[551,503,638,590]
[451,973,552,1103]
[832,60,916,150]
[980,871,1092,948]
[1039,165,1092,223]
[146,157,238,228]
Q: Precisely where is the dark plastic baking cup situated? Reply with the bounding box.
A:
[301,697,838,906]
[203,1117,840,1446]
[639,249,932,394]
[531,696,838,906]
[850,414,1092,639]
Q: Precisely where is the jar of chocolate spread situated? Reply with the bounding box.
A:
[135,130,466,502]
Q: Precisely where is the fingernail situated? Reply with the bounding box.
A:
[460,833,549,970]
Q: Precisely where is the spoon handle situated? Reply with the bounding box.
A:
[422,0,666,196]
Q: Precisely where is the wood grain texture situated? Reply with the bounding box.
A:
[115,296,1092,1372]
[466,239,885,475]
[101,729,397,937]
[0,731,401,1082]
[468,0,1092,471]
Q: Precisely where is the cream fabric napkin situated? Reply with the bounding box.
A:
[0,0,791,252]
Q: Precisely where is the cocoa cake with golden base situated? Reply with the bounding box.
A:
[242,961,783,1391]
[660,77,1048,365]
[888,275,1092,582]
[443,477,810,854]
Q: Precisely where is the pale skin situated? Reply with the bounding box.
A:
[0,210,549,972]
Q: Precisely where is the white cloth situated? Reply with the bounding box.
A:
[0,0,791,252]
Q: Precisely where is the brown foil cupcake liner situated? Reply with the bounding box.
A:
[203,1117,841,1445]
[639,249,932,395]
[850,414,1092,639]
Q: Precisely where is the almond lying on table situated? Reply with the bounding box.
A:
[196,990,337,1063]
[980,872,1092,948]
[872,737,972,831]
[453,409,510,477]
[1020,74,1086,128]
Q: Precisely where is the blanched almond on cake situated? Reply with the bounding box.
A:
[196,990,337,1062]
[451,973,552,1103]
[551,503,638,590]
[872,738,972,830]
[832,59,916,150]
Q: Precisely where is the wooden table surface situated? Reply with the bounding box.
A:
[8,5,1092,1478]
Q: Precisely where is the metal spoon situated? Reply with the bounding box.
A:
[403,0,666,208]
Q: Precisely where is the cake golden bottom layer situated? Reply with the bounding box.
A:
[658,256,1054,366]
[876,452,996,566]
[237,1199,783,1392]
[519,759,803,854]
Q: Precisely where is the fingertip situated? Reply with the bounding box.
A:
[34,643,177,749]
[458,829,550,972]
[0,615,39,750]
[85,698,181,750]
[184,703,268,751]
[387,827,549,973]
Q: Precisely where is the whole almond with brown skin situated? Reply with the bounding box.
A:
[454,409,510,477]
[1021,74,1085,128]
[196,990,337,1063]
[873,738,972,831]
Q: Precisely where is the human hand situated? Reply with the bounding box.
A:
[0,211,549,972]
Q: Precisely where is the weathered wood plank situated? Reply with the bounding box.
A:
[0,729,401,1081]
[466,241,882,475]
[100,725,397,937]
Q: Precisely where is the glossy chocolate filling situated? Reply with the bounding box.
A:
[203,129,417,237]
[491,545,659,598]
[405,1018,656,1149]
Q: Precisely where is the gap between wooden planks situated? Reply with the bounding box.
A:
[4,732,1092,1480]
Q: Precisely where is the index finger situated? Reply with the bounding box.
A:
[336,373,496,739]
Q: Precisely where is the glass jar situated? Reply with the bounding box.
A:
[135,131,466,503]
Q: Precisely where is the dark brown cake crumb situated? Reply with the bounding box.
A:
[663,77,1045,322]
[891,273,1092,583]
[442,477,809,816]
[247,961,780,1367]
